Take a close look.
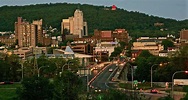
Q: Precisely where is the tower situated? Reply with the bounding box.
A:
[73,9,84,38]
[61,9,88,39]
[15,17,43,47]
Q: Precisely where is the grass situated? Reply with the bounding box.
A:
[0,83,22,100]
[0,88,17,100]
[119,82,162,90]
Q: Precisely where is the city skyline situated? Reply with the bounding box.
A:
[0,0,187,21]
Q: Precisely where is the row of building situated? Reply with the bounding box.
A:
[131,29,188,59]
[0,8,188,66]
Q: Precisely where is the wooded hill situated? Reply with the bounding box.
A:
[0,3,187,38]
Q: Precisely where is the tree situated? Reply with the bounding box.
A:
[96,89,144,100]
[110,47,123,59]
[0,59,10,81]
[53,71,83,100]
[63,28,70,35]
[16,76,54,100]
[102,89,129,100]
[161,39,174,50]
[181,86,188,100]
[66,58,81,72]
[134,56,149,81]
[37,43,43,47]
[119,41,126,49]
[0,42,5,46]
[158,95,173,100]
[171,45,188,70]
[5,54,21,81]
[137,50,153,59]
[134,51,169,81]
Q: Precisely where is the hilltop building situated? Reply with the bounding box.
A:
[61,9,88,39]
[111,5,117,10]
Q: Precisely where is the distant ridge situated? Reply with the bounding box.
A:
[0,3,187,37]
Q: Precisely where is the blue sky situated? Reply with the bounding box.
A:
[0,0,187,20]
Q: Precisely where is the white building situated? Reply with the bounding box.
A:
[61,9,88,38]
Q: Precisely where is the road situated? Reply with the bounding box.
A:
[90,63,118,90]
[87,62,175,99]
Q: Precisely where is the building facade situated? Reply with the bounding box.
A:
[61,9,88,39]
[0,36,16,47]
[15,17,43,47]
[180,29,188,42]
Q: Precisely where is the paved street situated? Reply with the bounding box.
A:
[90,63,117,90]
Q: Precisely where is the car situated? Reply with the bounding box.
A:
[0,81,14,85]
[150,88,158,93]
[109,68,113,72]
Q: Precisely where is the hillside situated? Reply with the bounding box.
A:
[0,3,187,38]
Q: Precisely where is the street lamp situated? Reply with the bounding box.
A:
[151,64,159,88]
[20,58,26,81]
[128,64,134,89]
[38,66,49,77]
[60,62,73,77]
[62,61,73,72]
[171,71,188,98]
[61,63,68,72]
[68,61,73,70]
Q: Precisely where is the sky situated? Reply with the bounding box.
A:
[0,0,187,21]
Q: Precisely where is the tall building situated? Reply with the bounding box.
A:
[15,17,43,47]
[32,19,43,46]
[73,9,84,38]
[61,9,88,39]
[180,29,188,42]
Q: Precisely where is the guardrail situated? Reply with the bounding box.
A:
[88,62,111,87]
[111,62,126,82]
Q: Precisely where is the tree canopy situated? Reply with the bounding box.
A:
[161,39,175,50]
[0,3,187,37]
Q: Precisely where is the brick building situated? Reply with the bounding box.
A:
[180,29,188,42]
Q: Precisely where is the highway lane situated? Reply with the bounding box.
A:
[90,63,118,90]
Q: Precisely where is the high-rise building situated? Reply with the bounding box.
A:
[180,29,188,42]
[73,9,84,38]
[61,9,88,39]
[15,17,43,47]
[32,19,43,46]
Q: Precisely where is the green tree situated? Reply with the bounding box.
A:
[158,95,173,100]
[0,3,187,37]
[134,56,149,81]
[110,47,123,59]
[37,43,43,47]
[161,39,175,50]
[53,71,83,100]
[137,50,153,58]
[96,89,144,100]
[0,59,10,81]
[5,54,21,81]
[16,76,54,100]
[0,42,5,46]
[50,57,67,74]
[171,45,188,70]
[134,50,173,82]
[102,89,129,100]
[154,63,178,82]
[119,41,126,49]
